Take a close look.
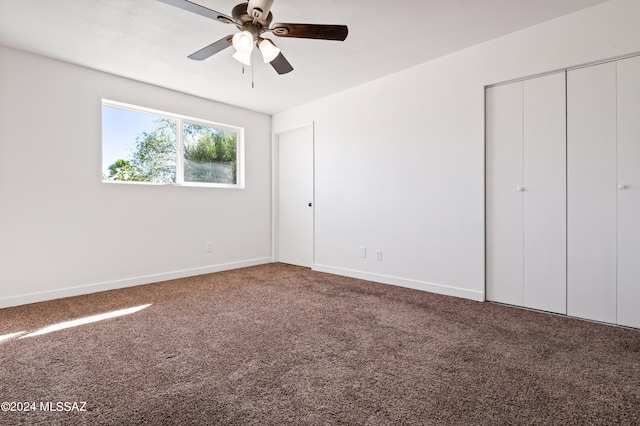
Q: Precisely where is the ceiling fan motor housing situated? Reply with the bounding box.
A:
[232,2,273,33]
[247,0,274,20]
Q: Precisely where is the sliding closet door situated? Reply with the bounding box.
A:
[567,63,617,324]
[522,73,567,314]
[486,83,524,306]
[617,56,640,329]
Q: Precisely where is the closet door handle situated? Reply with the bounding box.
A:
[516,187,525,192]
[617,184,630,190]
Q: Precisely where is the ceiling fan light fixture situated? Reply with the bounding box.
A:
[232,51,252,66]
[162,0,349,76]
[232,31,254,55]
[258,39,280,63]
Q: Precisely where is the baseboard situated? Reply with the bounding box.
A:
[0,258,272,309]
[312,264,485,302]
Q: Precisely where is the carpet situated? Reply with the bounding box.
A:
[1,263,639,425]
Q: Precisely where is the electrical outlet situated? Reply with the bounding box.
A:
[360,247,366,258]
[205,242,213,252]
[376,250,382,261]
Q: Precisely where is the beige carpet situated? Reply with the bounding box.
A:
[1,263,639,425]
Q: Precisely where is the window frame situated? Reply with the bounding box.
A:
[102,99,245,189]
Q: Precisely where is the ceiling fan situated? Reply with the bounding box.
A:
[158,0,349,75]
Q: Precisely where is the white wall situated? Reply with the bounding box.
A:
[0,47,272,308]
[272,0,640,301]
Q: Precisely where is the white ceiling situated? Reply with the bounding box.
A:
[0,0,609,115]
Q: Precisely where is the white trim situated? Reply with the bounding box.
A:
[0,258,272,309]
[485,51,640,90]
[272,122,316,137]
[312,264,485,302]
[271,122,315,265]
[271,131,279,262]
[175,118,185,185]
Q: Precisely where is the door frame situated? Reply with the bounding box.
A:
[271,122,315,265]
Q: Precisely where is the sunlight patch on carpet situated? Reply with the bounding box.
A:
[19,304,152,339]
[0,331,26,343]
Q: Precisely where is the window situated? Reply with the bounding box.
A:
[101,100,243,188]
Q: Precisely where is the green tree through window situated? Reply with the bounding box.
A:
[183,123,237,184]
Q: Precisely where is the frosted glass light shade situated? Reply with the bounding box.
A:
[258,39,280,63]
[232,31,254,55]
[232,51,251,66]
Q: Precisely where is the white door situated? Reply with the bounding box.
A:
[486,82,524,306]
[277,125,313,267]
[486,73,567,313]
[617,56,640,328]
[567,62,618,324]
[522,72,567,314]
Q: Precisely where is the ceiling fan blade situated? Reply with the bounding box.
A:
[270,52,294,75]
[157,0,235,24]
[187,35,234,60]
[271,23,348,41]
